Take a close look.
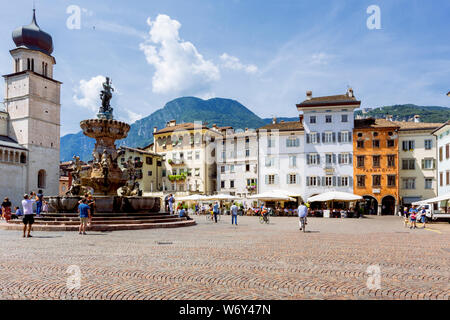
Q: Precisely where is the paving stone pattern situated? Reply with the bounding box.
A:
[0,216,449,300]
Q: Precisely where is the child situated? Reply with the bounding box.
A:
[42,201,49,214]
[403,207,409,228]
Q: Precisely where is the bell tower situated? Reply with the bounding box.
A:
[3,9,61,194]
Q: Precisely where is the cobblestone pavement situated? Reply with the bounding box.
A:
[0,216,449,300]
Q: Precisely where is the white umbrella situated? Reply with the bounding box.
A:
[271,189,303,198]
[204,194,239,201]
[419,193,450,204]
[247,192,295,201]
[307,191,362,202]
[176,194,208,201]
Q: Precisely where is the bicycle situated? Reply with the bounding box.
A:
[300,217,307,232]
[259,214,269,224]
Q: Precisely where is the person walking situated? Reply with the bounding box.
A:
[298,201,308,231]
[78,199,91,235]
[1,197,12,222]
[230,202,238,225]
[36,189,44,217]
[213,201,219,223]
[22,193,38,238]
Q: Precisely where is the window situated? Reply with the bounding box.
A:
[307,132,319,144]
[425,178,433,190]
[230,165,235,173]
[341,114,348,122]
[325,153,334,166]
[373,155,381,167]
[307,153,320,165]
[245,164,250,172]
[422,158,434,170]
[340,176,349,187]
[187,168,192,176]
[338,153,350,164]
[37,169,46,188]
[424,139,433,150]
[194,168,200,176]
[146,157,153,165]
[372,140,380,148]
[245,137,250,144]
[357,175,366,187]
[221,166,225,173]
[289,155,297,168]
[266,174,276,185]
[357,140,364,148]
[195,151,200,160]
[440,172,443,187]
[265,156,275,167]
[162,169,166,177]
[387,139,395,148]
[357,156,365,168]
[325,115,332,123]
[402,159,415,170]
[387,155,396,167]
[447,171,450,185]
[287,174,297,184]
[307,176,318,186]
[245,149,250,157]
[187,151,193,160]
[339,131,350,143]
[148,171,152,176]
[221,151,226,160]
[267,136,275,148]
[402,140,415,151]
[230,180,235,188]
[286,136,300,147]
[446,144,450,159]
[387,175,396,187]
[15,58,19,72]
[439,147,443,161]
[323,132,334,143]
[221,181,225,188]
[403,178,416,189]
[372,175,381,187]
[310,116,316,124]
[325,176,333,186]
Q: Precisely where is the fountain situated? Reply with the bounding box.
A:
[49,77,159,214]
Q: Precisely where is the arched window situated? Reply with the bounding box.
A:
[38,169,46,188]
[20,153,27,164]
[27,58,30,70]
[31,59,34,71]
[15,59,20,72]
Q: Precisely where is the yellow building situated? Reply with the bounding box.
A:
[151,120,224,195]
[117,146,163,193]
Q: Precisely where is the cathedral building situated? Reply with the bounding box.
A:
[0,10,61,206]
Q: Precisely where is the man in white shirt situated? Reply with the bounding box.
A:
[22,192,38,238]
[297,201,308,231]
[230,202,238,226]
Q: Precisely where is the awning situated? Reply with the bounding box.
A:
[402,197,422,205]
[418,193,450,204]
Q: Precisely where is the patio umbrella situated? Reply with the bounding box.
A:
[247,192,296,201]
[307,191,362,202]
[176,194,208,201]
[419,193,450,204]
[204,194,240,201]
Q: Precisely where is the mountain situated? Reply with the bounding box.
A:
[61,100,450,162]
[60,97,266,161]
[354,104,450,123]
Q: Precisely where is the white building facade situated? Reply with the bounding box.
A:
[0,11,61,206]
[433,121,450,196]
[258,119,305,201]
[296,89,360,200]
[216,128,258,198]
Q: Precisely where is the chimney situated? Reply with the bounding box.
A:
[385,114,393,121]
[166,119,176,127]
[414,115,421,123]
[306,90,312,100]
[272,117,277,124]
[153,126,157,134]
[299,114,304,124]
[347,87,354,97]
[212,124,218,129]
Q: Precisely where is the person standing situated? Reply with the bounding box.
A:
[168,194,174,214]
[298,201,308,231]
[409,205,418,229]
[213,201,219,223]
[164,195,169,212]
[1,197,12,222]
[78,199,91,235]
[230,202,238,225]
[420,207,427,229]
[22,193,38,238]
[36,189,44,217]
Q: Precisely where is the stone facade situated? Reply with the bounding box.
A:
[433,121,450,196]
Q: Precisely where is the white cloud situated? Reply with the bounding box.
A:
[310,52,332,65]
[139,14,220,95]
[126,110,143,123]
[73,75,106,112]
[220,53,258,74]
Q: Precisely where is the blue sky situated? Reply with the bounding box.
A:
[0,0,449,135]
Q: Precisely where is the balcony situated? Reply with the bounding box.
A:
[168,159,184,166]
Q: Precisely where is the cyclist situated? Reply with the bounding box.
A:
[260,205,269,223]
[298,201,308,231]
